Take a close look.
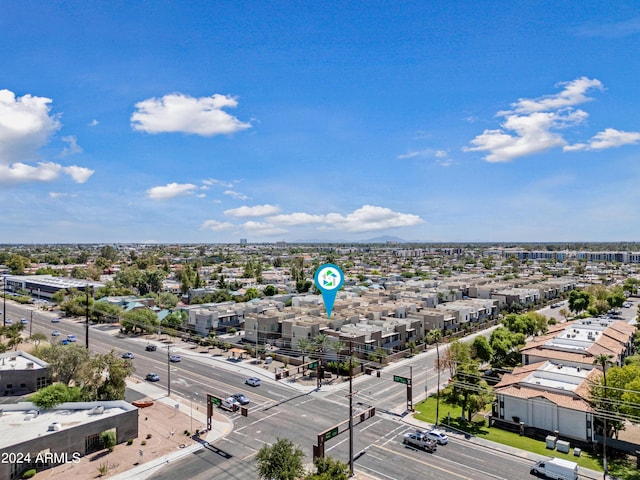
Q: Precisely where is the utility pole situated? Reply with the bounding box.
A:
[348,339,354,478]
[85,285,91,349]
[29,310,33,337]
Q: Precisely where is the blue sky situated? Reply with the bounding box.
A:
[2,1,640,243]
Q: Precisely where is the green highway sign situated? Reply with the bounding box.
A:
[210,396,221,406]
[308,361,318,369]
[393,375,409,385]
[324,427,339,441]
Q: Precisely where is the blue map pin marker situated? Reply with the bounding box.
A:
[314,263,344,319]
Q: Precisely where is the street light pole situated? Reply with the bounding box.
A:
[29,310,33,338]
[167,346,171,397]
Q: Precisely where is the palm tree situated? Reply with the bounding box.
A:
[427,329,443,426]
[296,338,312,373]
[593,353,614,477]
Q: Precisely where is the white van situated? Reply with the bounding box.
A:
[530,458,578,480]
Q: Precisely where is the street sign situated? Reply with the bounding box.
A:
[393,375,409,385]
[210,396,221,406]
[324,427,339,441]
[308,361,318,369]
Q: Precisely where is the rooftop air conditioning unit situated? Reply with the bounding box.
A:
[26,362,34,369]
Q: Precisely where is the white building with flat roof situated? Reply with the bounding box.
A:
[494,361,600,442]
[0,400,138,480]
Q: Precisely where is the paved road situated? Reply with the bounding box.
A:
[3,299,613,480]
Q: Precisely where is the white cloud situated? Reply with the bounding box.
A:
[224,189,249,200]
[0,89,61,164]
[325,205,423,232]
[0,89,93,185]
[0,162,92,185]
[60,135,83,157]
[201,219,235,231]
[201,178,234,189]
[131,93,251,136]
[224,204,280,217]
[88,119,99,127]
[49,192,77,199]
[564,128,640,151]
[242,221,288,236]
[266,205,423,233]
[147,182,198,200]
[268,212,327,226]
[63,165,94,183]
[465,78,606,162]
[503,77,603,114]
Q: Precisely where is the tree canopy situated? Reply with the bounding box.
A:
[255,437,305,480]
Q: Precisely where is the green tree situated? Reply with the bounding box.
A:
[6,254,30,274]
[100,430,117,451]
[92,301,123,323]
[84,351,134,401]
[29,332,47,347]
[304,456,349,480]
[568,290,591,315]
[441,362,492,422]
[156,292,179,308]
[161,310,185,329]
[37,344,91,385]
[255,437,305,480]
[471,336,493,363]
[100,245,118,262]
[606,290,626,312]
[263,285,278,297]
[243,287,260,301]
[121,309,159,334]
[70,266,89,279]
[442,340,471,377]
[489,327,525,368]
[29,383,83,408]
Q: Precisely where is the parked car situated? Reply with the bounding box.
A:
[403,432,437,452]
[121,352,135,359]
[5,318,12,325]
[169,354,181,362]
[66,334,77,342]
[245,377,261,387]
[220,396,240,411]
[20,318,28,324]
[60,339,70,345]
[51,317,61,323]
[232,393,250,405]
[146,373,160,382]
[145,344,157,352]
[422,429,448,445]
[51,330,61,336]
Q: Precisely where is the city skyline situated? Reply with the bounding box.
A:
[1,2,640,243]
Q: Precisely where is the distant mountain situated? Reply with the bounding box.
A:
[361,235,408,243]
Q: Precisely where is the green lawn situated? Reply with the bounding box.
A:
[414,396,604,473]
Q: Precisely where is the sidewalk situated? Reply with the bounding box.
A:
[108,379,233,480]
